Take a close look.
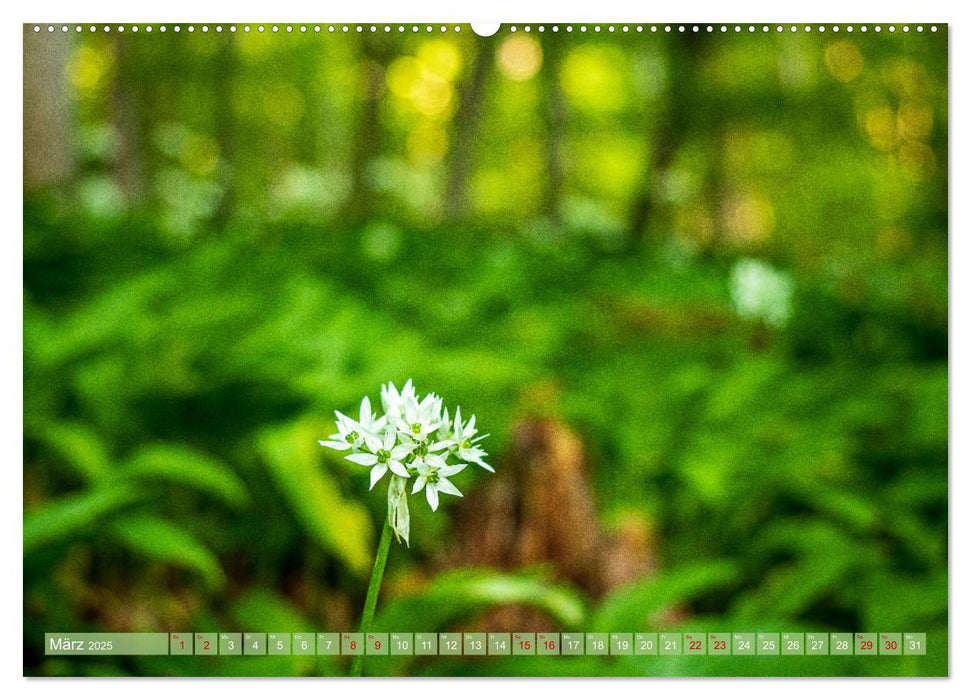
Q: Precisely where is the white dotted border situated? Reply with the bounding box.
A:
[29,24,941,35]
[29,24,464,34]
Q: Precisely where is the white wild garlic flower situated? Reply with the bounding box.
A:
[730,258,794,329]
[319,380,493,545]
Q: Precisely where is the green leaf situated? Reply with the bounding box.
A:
[24,485,142,553]
[108,514,226,590]
[591,561,742,632]
[232,588,312,632]
[732,554,857,620]
[117,443,250,509]
[797,487,879,532]
[857,570,948,630]
[226,589,332,676]
[32,421,111,483]
[257,420,373,576]
[374,568,588,632]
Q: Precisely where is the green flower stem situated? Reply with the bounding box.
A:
[349,517,393,677]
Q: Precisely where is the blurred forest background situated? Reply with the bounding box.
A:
[23,24,947,676]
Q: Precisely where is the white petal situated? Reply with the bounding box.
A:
[436,477,463,498]
[459,446,485,462]
[425,452,447,469]
[390,444,413,460]
[346,453,378,466]
[473,457,495,472]
[440,462,468,477]
[383,428,396,450]
[381,382,400,415]
[426,485,439,511]
[369,464,388,489]
[318,440,348,450]
[412,475,427,494]
[388,460,409,478]
[360,396,372,423]
[359,431,377,452]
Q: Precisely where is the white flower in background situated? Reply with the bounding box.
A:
[730,258,794,329]
[412,460,466,512]
[451,408,494,472]
[319,380,494,545]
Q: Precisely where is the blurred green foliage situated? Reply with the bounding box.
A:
[23,25,946,676]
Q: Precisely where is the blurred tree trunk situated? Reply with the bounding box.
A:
[448,419,657,601]
[213,33,237,230]
[539,35,567,225]
[342,35,392,226]
[110,33,144,204]
[445,417,691,633]
[296,45,321,165]
[627,34,703,251]
[23,28,74,192]
[444,38,493,221]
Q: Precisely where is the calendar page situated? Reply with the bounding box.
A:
[22,20,948,678]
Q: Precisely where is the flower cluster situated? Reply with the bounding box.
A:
[319,380,492,545]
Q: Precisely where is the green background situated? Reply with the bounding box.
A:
[23,23,947,676]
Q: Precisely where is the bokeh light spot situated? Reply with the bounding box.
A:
[824,40,864,82]
[496,35,543,82]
